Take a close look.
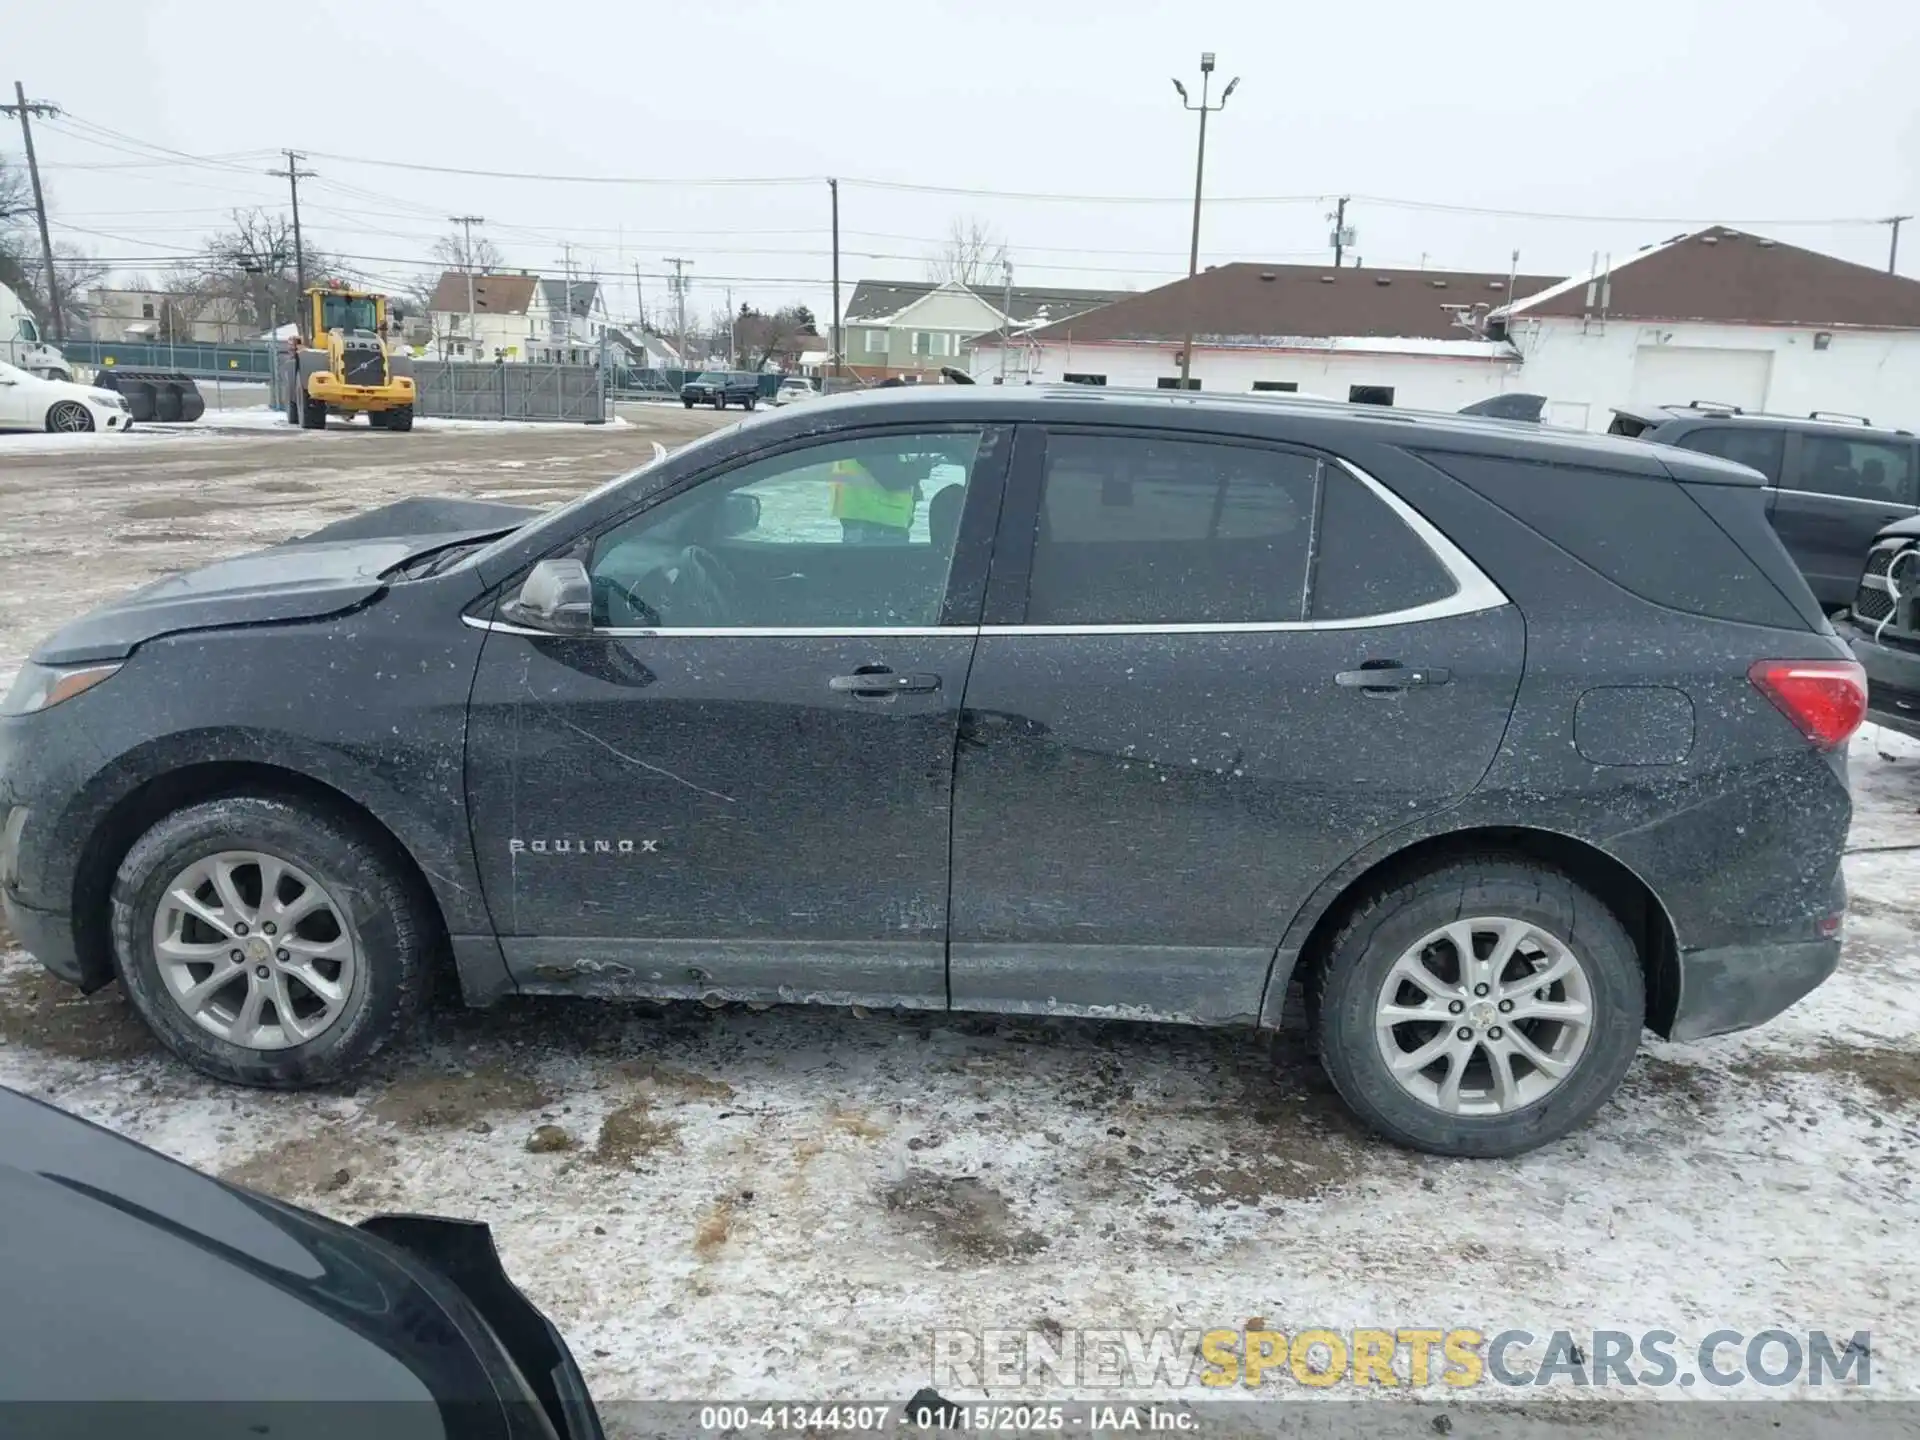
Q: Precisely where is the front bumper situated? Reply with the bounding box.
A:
[309,375,415,410]
[1845,616,1920,738]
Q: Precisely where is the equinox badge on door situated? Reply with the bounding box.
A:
[509,838,660,855]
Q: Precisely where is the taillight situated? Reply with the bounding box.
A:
[1748,659,1867,749]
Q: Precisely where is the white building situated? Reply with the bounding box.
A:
[1491,227,1920,432]
[971,229,1920,432]
[425,271,609,364]
[969,260,1561,410]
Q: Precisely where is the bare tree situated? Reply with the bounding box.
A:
[0,153,30,227]
[431,228,502,275]
[194,208,336,333]
[928,217,1010,288]
[7,242,107,336]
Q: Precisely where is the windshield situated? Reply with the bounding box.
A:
[319,294,380,333]
[464,423,746,574]
[694,371,728,384]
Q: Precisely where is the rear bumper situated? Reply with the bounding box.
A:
[1844,617,1920,738]
[1667,936,1841,1042]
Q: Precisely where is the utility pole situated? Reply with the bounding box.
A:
[268,150,315,334]
[1885,215,1914,276]
[450,214,485,356]
[4,83,64,341]
[829,177,842,383]
[999,257,1013,382]
[663,256,692,369]
[1171,56,1239,388]
[1329,196,1351,268]
[560,242,575,361]
[726,286,736,368]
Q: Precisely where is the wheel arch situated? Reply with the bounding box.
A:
[67,758,457,995]
[1270,824,1681,1038]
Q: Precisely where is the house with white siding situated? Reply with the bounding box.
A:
[840,279,1126,382]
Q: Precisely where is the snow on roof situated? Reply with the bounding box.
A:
[1489,232,1691,320]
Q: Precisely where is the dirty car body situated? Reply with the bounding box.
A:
[0,389,1861,1156]
[0,1085,603,1437]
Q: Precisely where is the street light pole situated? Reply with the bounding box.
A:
[1172,54,1238,389]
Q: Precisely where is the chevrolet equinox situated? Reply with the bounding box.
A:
[0,388,1862,1156]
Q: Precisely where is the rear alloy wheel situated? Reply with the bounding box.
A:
[46,401,95,434]
[1312,857,1643,1157]
[112,795,433,1087]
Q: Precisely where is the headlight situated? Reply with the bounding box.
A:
[0,662,122,716]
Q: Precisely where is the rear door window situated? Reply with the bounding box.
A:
[1671,425,1784,482]
[1787,435,1918,505]
[1025,433,1457,625]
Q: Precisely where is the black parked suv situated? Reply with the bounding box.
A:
[0,390,1862,1157]
[1609,401,1920,611]
[1841,518,1920,738]
[680,370,760,410]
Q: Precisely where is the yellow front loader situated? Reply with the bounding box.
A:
[282,282,416,430]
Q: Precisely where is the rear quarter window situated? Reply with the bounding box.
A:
[1416,451,1803,630]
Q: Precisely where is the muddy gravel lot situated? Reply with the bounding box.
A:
[1,410,1917,1414]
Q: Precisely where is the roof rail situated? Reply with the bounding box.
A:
[1684,399,1743,413]
[1808,410,1871,425]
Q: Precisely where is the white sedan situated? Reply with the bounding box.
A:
[772,378,818,406]
[0,358,132,434]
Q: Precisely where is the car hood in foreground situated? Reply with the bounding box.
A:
[31,495,540,666]
[0,1087,599,1434]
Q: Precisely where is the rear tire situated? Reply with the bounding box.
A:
[1310,855,1644,1157]
[111,795,435,1088]
[385,405,413,432]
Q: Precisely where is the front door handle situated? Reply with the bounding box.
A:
[829,668,941,696]
[1335,662,1452,692]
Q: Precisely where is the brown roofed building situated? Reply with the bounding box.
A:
[973,229,1920,431]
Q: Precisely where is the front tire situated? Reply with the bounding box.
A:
[1311,855,1644,1157]
[111,795,434,1088]
[714,394,727,410]
[46,401,95,434]
[384,405,413,432]
[298,389,327,430]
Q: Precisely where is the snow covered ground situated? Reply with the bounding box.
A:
[1,730,1915,1410]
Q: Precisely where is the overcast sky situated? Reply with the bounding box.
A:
[12,0,1920,325]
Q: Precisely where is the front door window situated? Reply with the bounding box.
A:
[587,431,982,629]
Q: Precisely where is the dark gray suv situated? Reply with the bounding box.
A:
[1609,401,1920,610]
[0,389,1862,1157]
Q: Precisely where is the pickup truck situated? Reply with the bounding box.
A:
[681,371,760,410]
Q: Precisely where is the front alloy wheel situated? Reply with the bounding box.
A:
[152,850,360,1050]
[112,795,434,1087]
[47,401,95,433]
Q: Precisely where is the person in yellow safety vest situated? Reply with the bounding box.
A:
[829,455,921,545]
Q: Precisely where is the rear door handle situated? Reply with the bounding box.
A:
[829,669,941,695]
[1335,663,1451,691]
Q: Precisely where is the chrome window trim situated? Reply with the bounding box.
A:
[465,455,1509,640]
[1771,486,1917,510]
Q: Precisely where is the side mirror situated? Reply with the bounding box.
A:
[504,558,593,634]
[717,492,761,539]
